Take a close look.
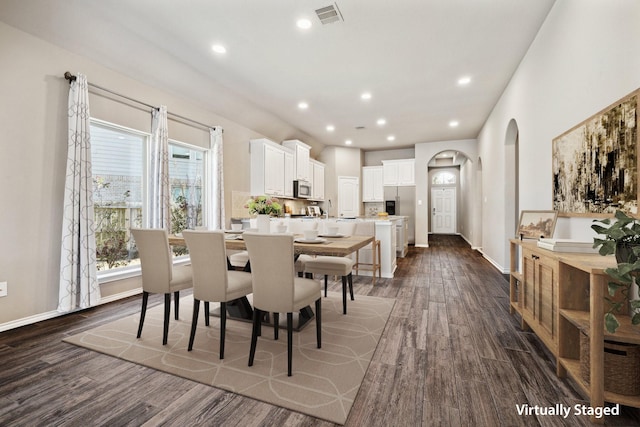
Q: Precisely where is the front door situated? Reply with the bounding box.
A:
[338,176,359,217]
[431,187,456,234]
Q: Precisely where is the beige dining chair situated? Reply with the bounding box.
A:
[243,232,322,376]
[303,221,357,314]
[182,230,253,359]
[130,228,192,345]
[288,219,319,275]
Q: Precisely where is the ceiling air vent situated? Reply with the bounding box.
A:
[315,3,343,25]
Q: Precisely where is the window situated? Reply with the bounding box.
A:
[168,141,205,255]
[91,121,208,277]
[91,121,145,272]
[432,171,456,185]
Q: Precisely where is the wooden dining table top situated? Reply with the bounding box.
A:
[168,232,374,257]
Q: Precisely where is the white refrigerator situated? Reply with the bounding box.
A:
[383,186,415,244]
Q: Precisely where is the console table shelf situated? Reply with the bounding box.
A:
[509,239,639,423]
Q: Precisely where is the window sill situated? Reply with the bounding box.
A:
[98,256,191,284]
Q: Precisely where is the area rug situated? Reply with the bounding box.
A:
[63,292,394,425]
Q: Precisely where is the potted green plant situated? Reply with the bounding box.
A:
[592,210,640,333]
[245,195,283,233]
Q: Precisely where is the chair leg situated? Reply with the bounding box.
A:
[341,275,348,314]
[137,291,149,338]
[248,309,261,367]
[188,299,200,351]
[174,291,180,320]
[273,312,279,340]
[324,275,328,297]
[348,273,354,301]
[315,298,322,349]
[163,293,171,345]
[287,312,293,376]
[204,302,210,326]
[220,302,226,359]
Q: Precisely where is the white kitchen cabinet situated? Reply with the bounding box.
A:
[382,159,415,186]
[310,159,325,200]
[362,166,384,202]
[283,139,311,182]
[284,149,294,197]
[250,138,293,198]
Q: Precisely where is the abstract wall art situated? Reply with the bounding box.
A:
[552,89,639,217]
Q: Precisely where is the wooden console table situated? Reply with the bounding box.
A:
[509,239,640,423]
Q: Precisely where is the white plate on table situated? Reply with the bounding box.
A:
[294,238,327,244]
[224,229,244,234]
[318,233,347,238]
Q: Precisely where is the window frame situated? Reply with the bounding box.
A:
[90,119,202,284]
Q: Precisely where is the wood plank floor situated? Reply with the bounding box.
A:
[1,234,639,426]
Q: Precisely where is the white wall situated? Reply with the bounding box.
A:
[478,0,640,271]
[0,22,323,327]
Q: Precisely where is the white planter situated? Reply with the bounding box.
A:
[256,214,271,233]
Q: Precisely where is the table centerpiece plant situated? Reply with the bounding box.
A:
[592,209,640,333]
[245,195,283,216]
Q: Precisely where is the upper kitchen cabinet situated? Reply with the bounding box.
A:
[283,139,311,182]
[383,159,415,186]
[310,159,325,200]
[250,138,294,198]
[362,166,384,202]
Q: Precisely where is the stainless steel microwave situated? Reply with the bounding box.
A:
[293,180,312,199]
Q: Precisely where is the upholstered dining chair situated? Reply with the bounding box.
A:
[182,230,253,359]
[130,228,192,345]
[303,221,357,314]
[288,219,319,276]
[243,232,322,376]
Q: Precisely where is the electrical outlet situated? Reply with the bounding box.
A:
[0,282,7,297]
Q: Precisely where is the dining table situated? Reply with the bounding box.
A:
[169,231,374,330]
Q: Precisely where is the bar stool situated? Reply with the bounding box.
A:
[355,240,381,284]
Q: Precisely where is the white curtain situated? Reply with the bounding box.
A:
[58,73,101,312]
[148,105,170,230]
[207,127,225,229]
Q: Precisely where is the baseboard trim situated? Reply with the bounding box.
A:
[0,288,142,333]
[480,251,508,274]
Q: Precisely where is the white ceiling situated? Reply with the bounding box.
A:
[0,0,556,151]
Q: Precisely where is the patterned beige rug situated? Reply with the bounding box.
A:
[64,292,394,425]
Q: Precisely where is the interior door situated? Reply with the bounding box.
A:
[431,187,456,234]
[338,176,359,217]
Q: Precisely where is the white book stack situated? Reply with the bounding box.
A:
[536,238,598,253]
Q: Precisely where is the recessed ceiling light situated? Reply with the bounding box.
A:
[298,101,309,110]
[387,135,395,142]
[326,125,335,132]
[458,76,471,85]
[345,139,353,145]
[361,92,372,100]
[212,44,227,54]
[296,18,312,29]
[449,120,459,127]
[376,118,386,126]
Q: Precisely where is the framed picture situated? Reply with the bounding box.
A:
[516,210,558,239]
[552,89,639,217]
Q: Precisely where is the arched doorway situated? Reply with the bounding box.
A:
[505,119,519,253]
[427,150,474,238]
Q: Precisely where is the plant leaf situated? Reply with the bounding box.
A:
[632,312,640,325]
[604,312,620,333]
[604,267,632,284]
[608,282,625,296]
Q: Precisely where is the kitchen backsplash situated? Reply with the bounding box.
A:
[231,190,322,218]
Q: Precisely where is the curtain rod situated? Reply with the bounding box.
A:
[64,71,220,132]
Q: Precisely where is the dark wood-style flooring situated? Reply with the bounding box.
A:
[1,235,639,426]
